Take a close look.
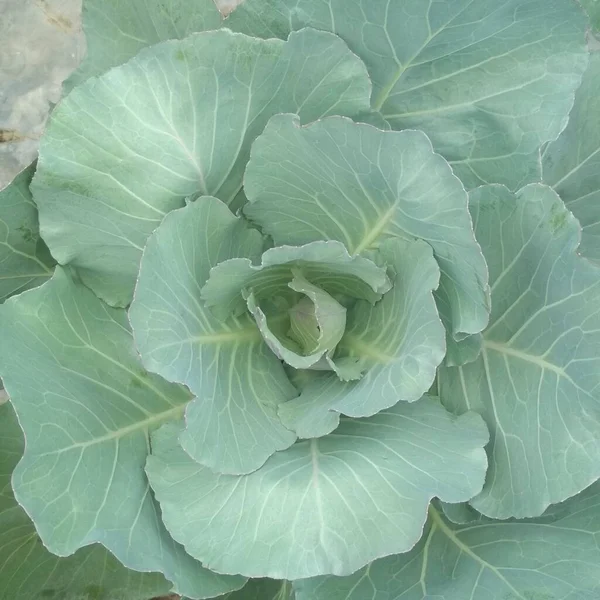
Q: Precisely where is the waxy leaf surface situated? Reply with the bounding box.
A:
[0,268,245,598]
[244,114,489,340]
[543,52,600,261]
[279,237,446,438]
[130,198,297,475]
[0,402,172,600]
[146,397,488,580]
[439,184,600,518]
[295,482,600,600]
[228,0,589,189]
[33,28,372,306]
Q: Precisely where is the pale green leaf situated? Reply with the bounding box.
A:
[0,402,172,600]
[295,482,600,600]
[439,184,600,519]
[244,115,487,339]
[0,268,245,599]
[228,0,588,189]
[201,240,391,321]
[543,52,600,261]
[245,275,348,372]
[288,276,338,355]
[0,164,54,302]
[288,274,347,363]
[65,0,222,91]
[146,397,488,580]
[129,198,297,475]
[279,238,446,438]
[33,28,372,306]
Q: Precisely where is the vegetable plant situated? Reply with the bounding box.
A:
[1,0,600,598]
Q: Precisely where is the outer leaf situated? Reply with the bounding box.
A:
[64,0,222,91]
[244,114,489,339]
[439,500,486,526]
[543,52,600,261]
[295,483,600,600]
[201,240,391,321]
[440,496,571,527]
[581,0,600,32]
[439,184,600,519]
[146,397,488,580]
[0,402,172,600]
[221,579,294,600]
[0,268,245,599]
[130,198,297,476]
[33,28,372,306]
[228,0,588,189]
[279,238,446,438]
[0,164,54,302]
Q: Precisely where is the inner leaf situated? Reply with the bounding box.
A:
[201,240,391,321]
[246,272,347,373]
[288,272,346,355]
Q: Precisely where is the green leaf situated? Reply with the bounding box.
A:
[295,482,600,600]
[0,268,245,599]
[64,0,222,91]
[202,240,391,322]
[439,500,486,525]
[444,332,483,367]
[279,238,446,438]
[146,397,488,580]
[228,0,589,190]
[33,28,372,306]
[0,164,54,302]
[244,114,488,340]
[220,579,295,600]
[129,198,297,475]
[581,0,600,32]
[0,402,172,600]
[543,52,600,261]
[438,184,600,519]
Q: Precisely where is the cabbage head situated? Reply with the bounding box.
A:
[2,1,600,599]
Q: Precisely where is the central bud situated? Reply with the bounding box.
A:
[244,271,347,372]
[286,270,347,358]
[200,240,392,379]
[288,297,321,352]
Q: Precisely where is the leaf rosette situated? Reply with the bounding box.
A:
[0,23,493,588]
[128,109,492,577]
[1,0,598,597]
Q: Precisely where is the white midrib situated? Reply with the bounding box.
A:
[36,405,185,455]
[428,506,527,600]
[483,339,566,377]
[351,204,397,255]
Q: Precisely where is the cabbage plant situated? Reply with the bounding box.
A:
[1,0,600,598]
